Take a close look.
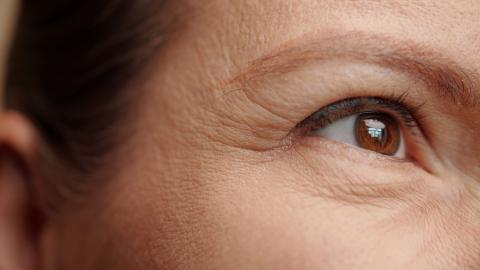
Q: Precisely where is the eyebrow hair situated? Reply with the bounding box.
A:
[229,31,480,109]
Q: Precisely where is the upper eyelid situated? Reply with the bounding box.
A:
[225,30,480,112]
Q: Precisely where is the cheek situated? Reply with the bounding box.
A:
[418,188,480,268]
[188,150,480,269]
[181,158,420,269]
[88,145,480,270]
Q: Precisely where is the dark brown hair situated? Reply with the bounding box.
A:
[6,1,168,170]
[5,1,171,207]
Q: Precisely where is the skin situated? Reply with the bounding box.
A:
[1,0,480,269]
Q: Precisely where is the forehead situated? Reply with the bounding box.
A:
[177,0,480,70]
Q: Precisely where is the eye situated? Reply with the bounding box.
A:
[310,112,405,158]
[297,96,422,159]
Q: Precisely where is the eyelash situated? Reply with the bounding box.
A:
[295,92,425,134]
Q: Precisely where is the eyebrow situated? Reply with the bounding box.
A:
[228,31,480,109]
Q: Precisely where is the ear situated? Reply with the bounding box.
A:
[1,1,43,269]
[0,112,43,270]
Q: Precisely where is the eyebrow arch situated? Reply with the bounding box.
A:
[228,31,480,109]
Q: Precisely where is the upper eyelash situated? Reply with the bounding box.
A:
[295,92,426,134]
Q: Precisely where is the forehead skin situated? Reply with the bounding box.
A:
[177,0,480,77]
[50,1,480,270]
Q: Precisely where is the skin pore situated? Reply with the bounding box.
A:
[1,0,480,269]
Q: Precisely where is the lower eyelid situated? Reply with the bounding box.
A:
[298,116,436,175]
[286,137,434,202]
[294,135,407,165]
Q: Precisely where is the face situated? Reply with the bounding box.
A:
[45,1,480,269]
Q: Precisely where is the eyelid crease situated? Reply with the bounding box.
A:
[226,30,480,111]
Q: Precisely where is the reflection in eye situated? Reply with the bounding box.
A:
[297,96,420,159]
[355,113,401,156]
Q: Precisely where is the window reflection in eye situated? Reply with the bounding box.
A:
[355,113,403,156]
[297,96,422,159]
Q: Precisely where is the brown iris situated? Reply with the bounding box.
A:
[354,113,401,156]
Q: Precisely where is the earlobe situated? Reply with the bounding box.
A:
[0,112,42,270]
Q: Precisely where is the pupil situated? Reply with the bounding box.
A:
[354,113,400,156]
